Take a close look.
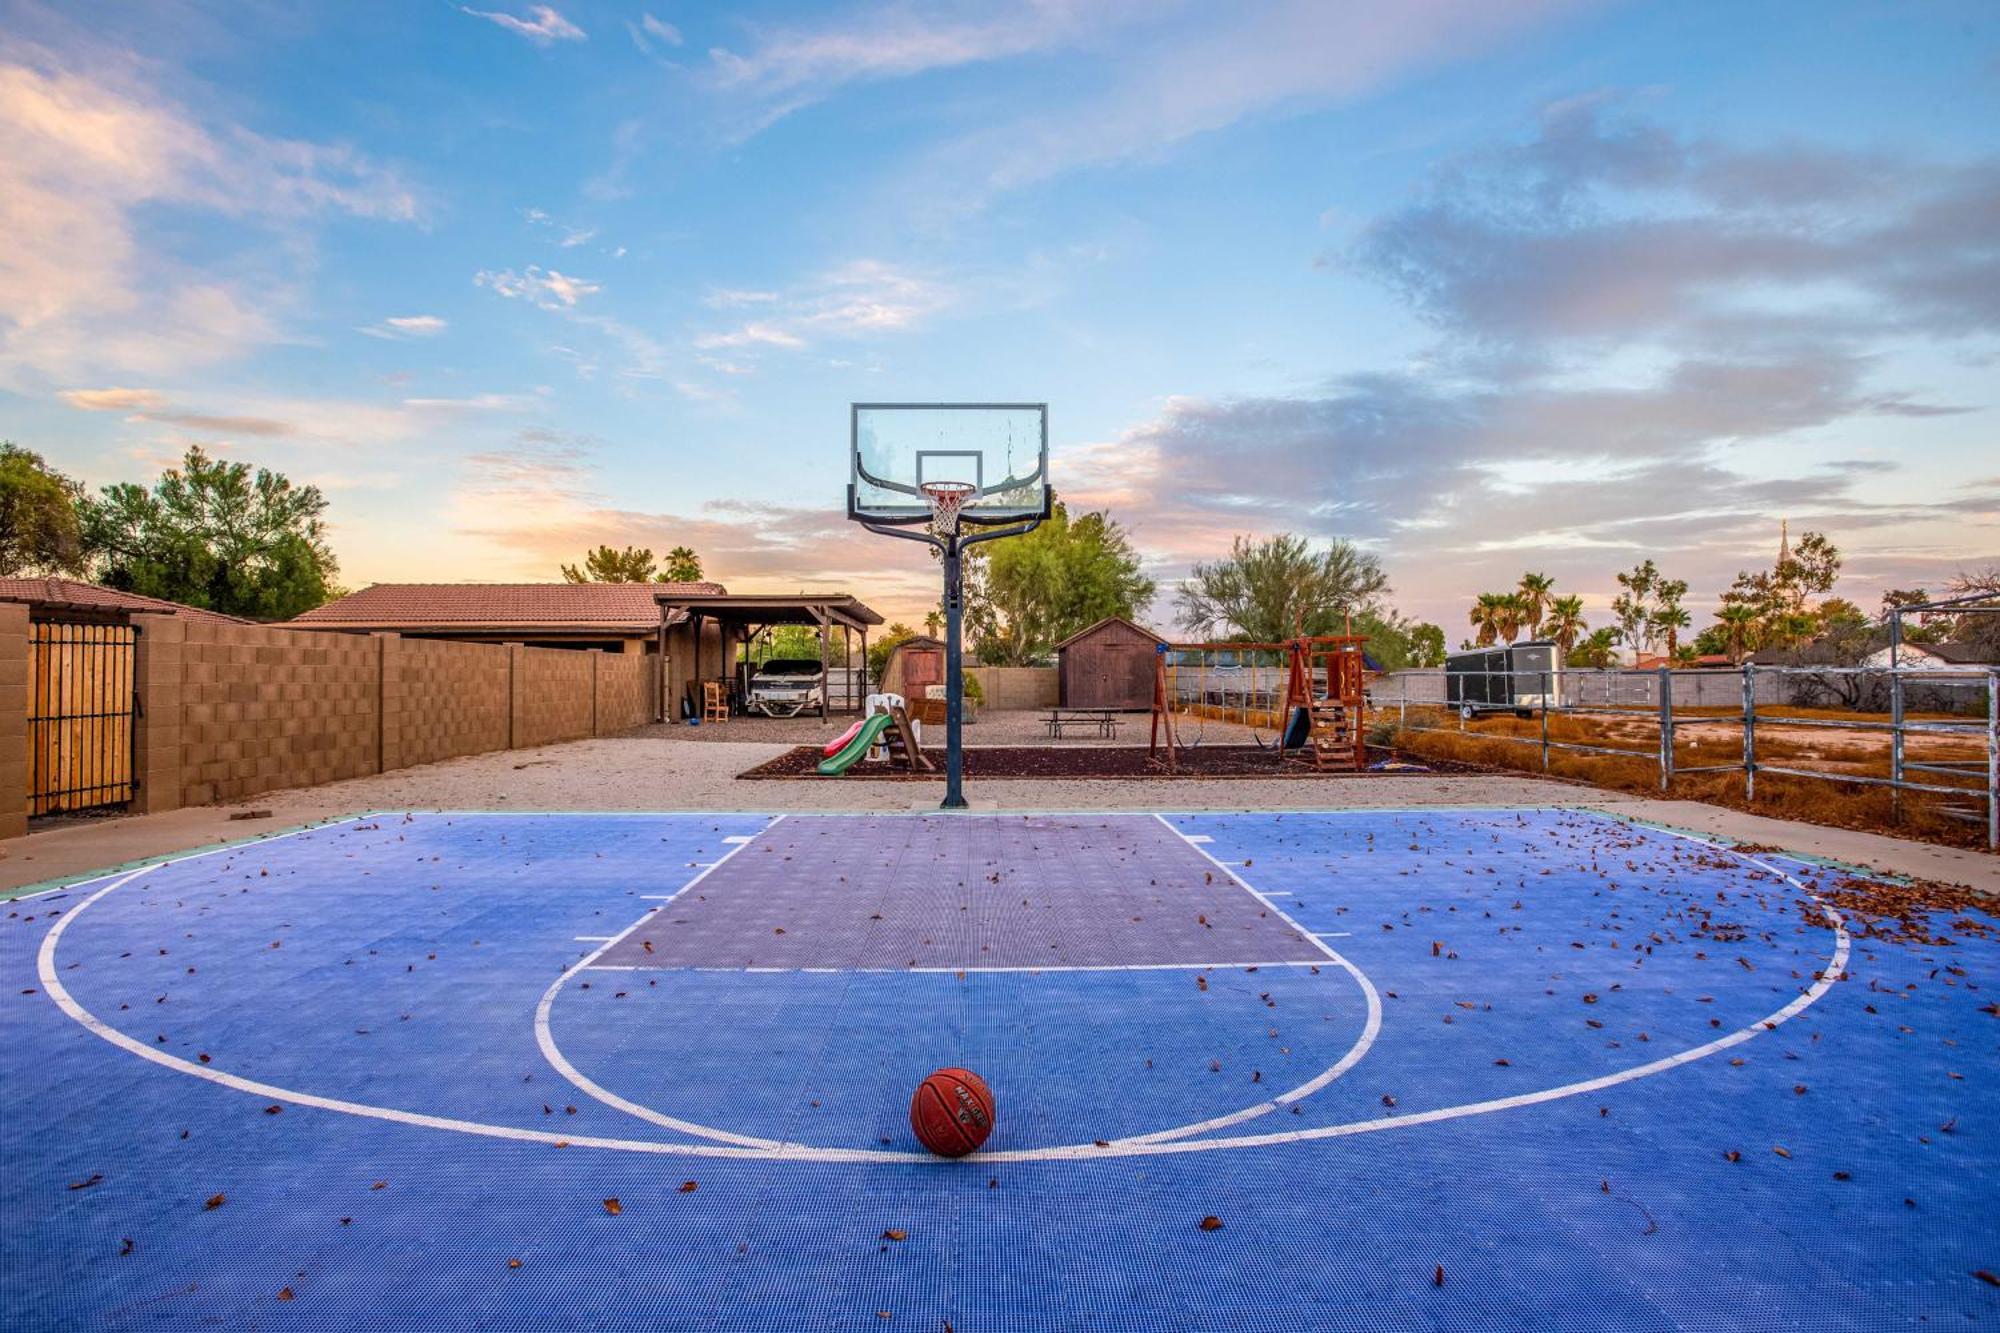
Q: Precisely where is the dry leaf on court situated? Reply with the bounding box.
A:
[603,1198,623,1216]
[881,1229,907,1242]
[679,1181,698,1193]
[1199,1216,1223,1231]
[204,1193,225,1210]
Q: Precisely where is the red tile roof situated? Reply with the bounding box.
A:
[0,577,252,624]
[290,582,726,632]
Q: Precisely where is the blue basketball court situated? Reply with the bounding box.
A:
[3,808,1994,1330]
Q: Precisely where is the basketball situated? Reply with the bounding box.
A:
[909,1067,995,1158]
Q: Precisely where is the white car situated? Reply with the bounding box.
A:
[747,658,825,717]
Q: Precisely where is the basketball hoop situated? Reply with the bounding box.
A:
[920,480,977,538]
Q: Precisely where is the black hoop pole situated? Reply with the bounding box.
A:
[942,536,967,809]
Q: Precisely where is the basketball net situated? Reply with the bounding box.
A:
[921,480,976,539]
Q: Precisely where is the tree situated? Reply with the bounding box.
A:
[562,545,657,582]
[1778,531,1840,603]
[1516,572,1555,636]
[662,546,704,583]
[1467,593,1507,648]
[1712,603,1761,664]
[1493,592,1529,645]
[81,446,338,620]
[1543,594,1588,660]
[867,622,917,683]
[975,503,1154,665]
[1176,533,1385,646]
[924,610,943,636]
[1650,603,1692,658]
[1408,621,1446,668]
[0,443,89,575]
[1942,564,2000,657]
[1568,627,1621,669]
[1879,588,1947,645]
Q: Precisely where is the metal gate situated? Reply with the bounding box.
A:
[27,620,138,815]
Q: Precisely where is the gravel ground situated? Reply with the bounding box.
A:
[8,717,1995,897]
[626,707,1274,748]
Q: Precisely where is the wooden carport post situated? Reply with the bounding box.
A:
[814,603,830,721]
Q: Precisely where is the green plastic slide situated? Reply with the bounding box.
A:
[816,712,897,775]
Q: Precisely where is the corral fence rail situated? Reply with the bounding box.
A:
[1378,663,1999,849]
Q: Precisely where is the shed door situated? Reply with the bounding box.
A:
[901,648,943,695]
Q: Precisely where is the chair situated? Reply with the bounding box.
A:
[702,680,728,724]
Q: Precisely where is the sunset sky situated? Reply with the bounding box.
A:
[5,0,1996,633]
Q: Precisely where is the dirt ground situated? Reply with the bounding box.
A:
[6,709,1995,899]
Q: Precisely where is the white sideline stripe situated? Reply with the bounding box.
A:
[1184,834,1214,843]
[34,812,1851,1166]
[639,895,675,900]
[1313,932,1353,939]
[574,935,617,942]
[722,836,755,844]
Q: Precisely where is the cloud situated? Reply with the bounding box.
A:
[460,5,585,45]
[699,1,1591,199]
[360,314,448,340]
[476,266,602,309]
[60,386,167,411]
[692,260,951,352]
[1350,97,2000,348]
[0,48,419,384]
[448,433,947,611]
[631,13,685,57]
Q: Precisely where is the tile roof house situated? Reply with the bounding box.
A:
[290,581,725,643]
[0,577,252,625]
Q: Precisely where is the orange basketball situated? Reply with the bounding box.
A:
[909,1067,995,1158]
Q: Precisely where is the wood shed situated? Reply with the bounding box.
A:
[880,635,946,699]
[1055,616,1166,710]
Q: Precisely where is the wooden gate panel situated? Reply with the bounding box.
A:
[28,621,137,815]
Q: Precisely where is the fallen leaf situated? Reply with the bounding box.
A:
[263,1104,283,1115]
[371,1180,387,1190]
[1975,1271,2000,1288]
[881,1229,907,1242]
[1199,1216,1223,1231]
[603,1198,622,1216]
[1772,1146,1791,1159]
[67,1174,104,1191]
[679,1181,698,1193]
[277,1287,294,1302]
[119,1238,134,1256]
[204,1193,225,1210]
[508,1258,523,1269]
[1724,1151,1741,1163]
[1434,1264,1445,1287]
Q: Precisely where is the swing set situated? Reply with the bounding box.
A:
[1147,634,1369,774]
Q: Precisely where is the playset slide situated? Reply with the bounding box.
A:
[816,713,896,776]
[823,718,867,757]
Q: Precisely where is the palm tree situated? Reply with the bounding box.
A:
[1468,593,1507,647]
[1650,604,1692,658]
[1715,604,1761,663]
[1516,572,1556,637]
[1494,593,1530,645]
[1543,594,1587,659]
[1571,627,1621,669]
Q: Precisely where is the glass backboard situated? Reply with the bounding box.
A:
[850,403,1050,527]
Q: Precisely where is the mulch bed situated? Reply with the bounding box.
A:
[737,744,1474,781]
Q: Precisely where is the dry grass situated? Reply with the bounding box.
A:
[1394,707,1992,851]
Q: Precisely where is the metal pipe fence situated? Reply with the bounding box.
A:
[1378,663,1998,848]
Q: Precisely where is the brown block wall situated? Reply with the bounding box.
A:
[595,652,653,734]
[130,614,185,815]
[384,636,512,770]
[0,603,27,839]
[178,621,380,806]
[515,646,596,750]
[966,666,1059,710]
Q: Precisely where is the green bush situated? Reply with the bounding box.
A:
[962,670,985,703]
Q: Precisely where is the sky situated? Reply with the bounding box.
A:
[4,0,1997,637]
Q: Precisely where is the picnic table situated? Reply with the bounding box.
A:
[1045,708,1122,739]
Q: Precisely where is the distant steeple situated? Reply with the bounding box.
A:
[1776,519,1791,569]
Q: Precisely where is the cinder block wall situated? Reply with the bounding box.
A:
[0,603,28,839]
[595,653,653,734]
[966,666,1059,709]
[0,617,665,834]
[385,636,512,770]
[515,646,596,750]
[178,621,379,806]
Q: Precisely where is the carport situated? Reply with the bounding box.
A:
[653,591,884,720]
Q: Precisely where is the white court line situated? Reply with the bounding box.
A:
[639,895,675,900]
[722,836,755,844]
[534,817,796,1150]
[582,960,1330,975]
[1313,932,1353,939]
[33,811,1852,1166]
[1184,834,1214,843]
[1121,816,1384,1144]
[574,935,617,942]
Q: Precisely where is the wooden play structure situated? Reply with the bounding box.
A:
[1148,634,1369,773]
